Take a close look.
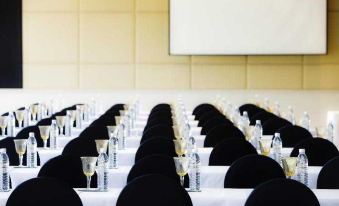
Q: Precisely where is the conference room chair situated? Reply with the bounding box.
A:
[245,179,320,206]
[197,110,224,127]
[36,118,53,126]
[148,110,172,118]
[62,137,98,157]
[135,137,176,163]
[6,177,83,206]
[144,117,173,130]
[238,104,265,120]
[151,103,171,112]
[0,137,41,166]
[249,111,278,126]
[38,155,97,188]
[204,124,245,147]
[117,174,192,206]
[277,125,313,147]
[127,154,189,187]
[193,104,216,120]
[200,116,233,135]
[209,138,258,166]
[262,118,292,135]
[78,126,109,140]
[141,124,175,143]
[317,156,339,189]
[16,126,48,147]
[224,155,285,188]
[290,138,339,166]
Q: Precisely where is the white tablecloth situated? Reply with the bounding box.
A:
[1,188,338,206]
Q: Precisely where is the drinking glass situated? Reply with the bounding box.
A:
[30,104,39,122]
[80,157,97,190]
[0,116,8,136]
[107,126,116,137]
[39,126,51,149]
[15,110,26,128]
[282,157,298,179]
[95,140,108,154]
[14,139,27,167]
[56,116,66,136]
[173,157,189,187]
[173,139,187,157]
[259,138,272,156]
[68,110,77,127]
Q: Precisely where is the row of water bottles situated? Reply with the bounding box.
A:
[175,100,201,192]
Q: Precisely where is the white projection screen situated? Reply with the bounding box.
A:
[170,0,327,55]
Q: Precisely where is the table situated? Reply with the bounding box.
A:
[1,188,338,206]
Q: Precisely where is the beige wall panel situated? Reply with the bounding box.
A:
[136,0,168,12]
[192,56,246,65]
[304,64,339,89]
[80,13,134,64]
[23,0,78,12]
[248,56,303,65]
[192,65,246,89]
[136,65,190,89]
[80,0,134,12]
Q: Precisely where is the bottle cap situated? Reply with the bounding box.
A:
[274,133,280,137]
[299,149,305,153]
[0,148,6,153]
[243,111,248,115]
[256,120,261,124]
[29,132,35,137]
[52,120,56,124]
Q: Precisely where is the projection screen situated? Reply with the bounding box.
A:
[170,0,327,55]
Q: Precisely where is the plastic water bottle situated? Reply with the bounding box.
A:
[300,112,311,131]
[26,132,37,168]
[109,132,118,169]
[97,148,109,191]
[7,112,16,137]
[287,106,296,125]
[239,111,250,134]
[272,133,282,165]
[252,120,262,149]
[50,120,59,149]
[297,149,308,186]
[187,136,196,156]
[118,124,126,150]
[189,148,201,192]
[326,122,334,142]
[0,149,10,192]
[24,108,29,127]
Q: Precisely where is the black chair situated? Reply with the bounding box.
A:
[290,138,339,166]
[117,174,193,206]
[239,104,264,120]
[209,138,258,166]
[79,126,109,140]
[37,118,53,126]
[224,155,285,188]
[250,111,277,126]
[201,116,233,135]
[38,155,97,188]
[277,125,313,147]
[193,104,216,120]
[144,117,173,131]
[245,179,320,206]
[141,124,175,143]
[127,154,189,187]
[148,110,172,119]
[90,115,116,127]
[15,126,48,148]
[135,138,176,163]
[151,104,171,112]
[204,124,245,147]
[0,137,40,166]
[317,156,339,189]
[262,118,292,135]
[197,110,224,127]
[6,177,83,206]
[62,137,98,157]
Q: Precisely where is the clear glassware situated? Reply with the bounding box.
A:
[0,116,8,136]
[69,110,77,128]
[259,137,272,156]
[15,110,25,128]
[38,126,51,149]
[282,157,298,179]
[55,116,66,136]
[95,140,108,154]
[173,139,187,157]
[30,104,39,122]
[173,156,189,187]
[14,139,27,167]
[80,157,97,190]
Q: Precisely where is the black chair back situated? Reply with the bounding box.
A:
[197,110,224,127]
[192,104,216,120]
[317,156,339,189]
[141,124,175,143]
[262,118,292,135]
[201,116,233,135]
[250,111,277,126]
[79,126,109,140]
[204,124,245,147]
[37,118,53,126]
[135,138,176,163]
[62,137,98,157]
[277,125,313,147]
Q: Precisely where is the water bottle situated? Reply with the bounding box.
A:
[297,149,309,186]
[251,120,262,149]
[26,132,38,168]
[189,148,201,192]
[0,149,10,192]
[239,111,250,135]
[184,122,191,140]
[118,124,125,150]
[24,108,29,127]
[109,132,119,169]
[326,122,334,142]
[287,106,296,125]
[50,120,59,149]
[272,133,282,165]
[300,112,311,131]
[97,148,109,191]
[187,136,196,156]
[65,111,72,137]
[7,112,16,137]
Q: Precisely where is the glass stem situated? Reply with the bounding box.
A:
[43,140,47,149]
[19,121,23,128]
[87,176,91,189]
[19,155,23,167]
[180,176,184,187]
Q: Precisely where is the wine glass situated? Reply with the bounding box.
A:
[80,157,97,190]
[55,116,66,136]
[30,104,39,122]
[15,110,26,128]
[259,138,272,156]
[14,139,27,167]
[95,140,108,154]
[173,139,187,157]
[106,126,116,138]
[68,110,77,128]
[39,126,50,149]
[173,157,189,187]
[282,157,298,179]
[0,116,8,136]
